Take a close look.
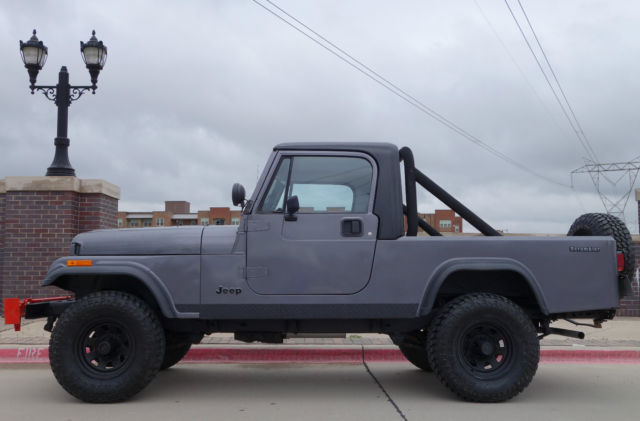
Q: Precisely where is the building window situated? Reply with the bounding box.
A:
[231,217,240,225]
[129,219,139,227]
[454,225,459,232]
[156,218,164,226]
[143,219,152,227]
[176,220,183,226]
[201,217,209,225]
[191,220,197,225]
[439,220,451,229]
[214,218,225,225]
[117,218,123,227]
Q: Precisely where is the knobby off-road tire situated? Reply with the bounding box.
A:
[49,291,165,403]
[161,333,192,370]
[568,213,635,283]
[398,330,432,372]
[427,293,539,402]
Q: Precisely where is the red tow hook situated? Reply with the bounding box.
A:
[616,252,625,273]
[3,296,72,332]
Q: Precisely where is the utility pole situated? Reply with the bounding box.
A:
[571,158,640,223]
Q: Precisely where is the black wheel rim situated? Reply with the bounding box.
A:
[75,320,135,377]
[458,322,514,379]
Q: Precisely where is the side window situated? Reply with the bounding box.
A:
[259,158,291,213]
[288,156,372,213]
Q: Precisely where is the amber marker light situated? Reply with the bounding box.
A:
[66,259,93,267]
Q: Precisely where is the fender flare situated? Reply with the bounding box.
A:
[417,257,550,316]
[43,259,199,319]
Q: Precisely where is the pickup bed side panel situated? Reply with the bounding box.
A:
[369,236,618,316]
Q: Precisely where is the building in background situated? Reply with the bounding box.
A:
[118,201,242,228]
[120,201,462,233]
[404,209,463,233]
[421,209,463,233]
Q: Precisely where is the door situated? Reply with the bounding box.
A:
[246,152,378,295]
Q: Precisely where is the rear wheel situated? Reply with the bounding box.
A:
[427,293,539,402]
[49,291,165,403]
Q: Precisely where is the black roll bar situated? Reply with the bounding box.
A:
[399,147,501,237]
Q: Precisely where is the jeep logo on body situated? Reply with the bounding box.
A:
[216,286,242,295]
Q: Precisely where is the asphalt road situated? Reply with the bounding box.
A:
[1,362,639,421]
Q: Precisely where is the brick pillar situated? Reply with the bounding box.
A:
[0,177,119,313]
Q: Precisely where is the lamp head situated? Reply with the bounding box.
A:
[20,30,48,87]
[81,30,107,89]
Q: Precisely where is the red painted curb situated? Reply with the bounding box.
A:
[539,349,640,364]
[0,347,49,364]
[1,347,639,365]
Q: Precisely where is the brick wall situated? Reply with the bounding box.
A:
[0,178,119,313]
[618,241,640,317]
[165,201,190,214]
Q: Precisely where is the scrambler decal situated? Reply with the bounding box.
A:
[569,246,601,253]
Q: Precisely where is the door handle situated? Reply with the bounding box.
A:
[341,219,363,237]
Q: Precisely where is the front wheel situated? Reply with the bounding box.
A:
[427,293,539,402]
[49,291,165,403]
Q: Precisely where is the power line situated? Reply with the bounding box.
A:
[504,0,597,163]
[252,0,570,187]
[516,0,599,162]
[475,0,598,212]
[473,0,572,138]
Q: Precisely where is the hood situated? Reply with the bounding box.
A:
[72,226,205,255]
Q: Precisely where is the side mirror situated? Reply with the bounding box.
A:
[232,183,246,207]
[285,195,299,221]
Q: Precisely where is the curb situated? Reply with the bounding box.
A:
[1,346,640,365]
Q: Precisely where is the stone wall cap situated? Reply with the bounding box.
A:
[0,176,120,199]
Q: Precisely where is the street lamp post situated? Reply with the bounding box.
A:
[20,30,107,176]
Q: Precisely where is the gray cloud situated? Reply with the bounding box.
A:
[1,0,638,233]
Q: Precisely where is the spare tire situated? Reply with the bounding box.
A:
[568,213,635,291]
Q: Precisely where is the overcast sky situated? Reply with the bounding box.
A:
[1,0,638,233]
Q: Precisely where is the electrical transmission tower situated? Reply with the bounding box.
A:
[571,157,640,222]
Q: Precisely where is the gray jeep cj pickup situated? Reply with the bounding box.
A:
[4,143,635,403]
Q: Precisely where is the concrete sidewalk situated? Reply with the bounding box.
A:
[2,317,639,348]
